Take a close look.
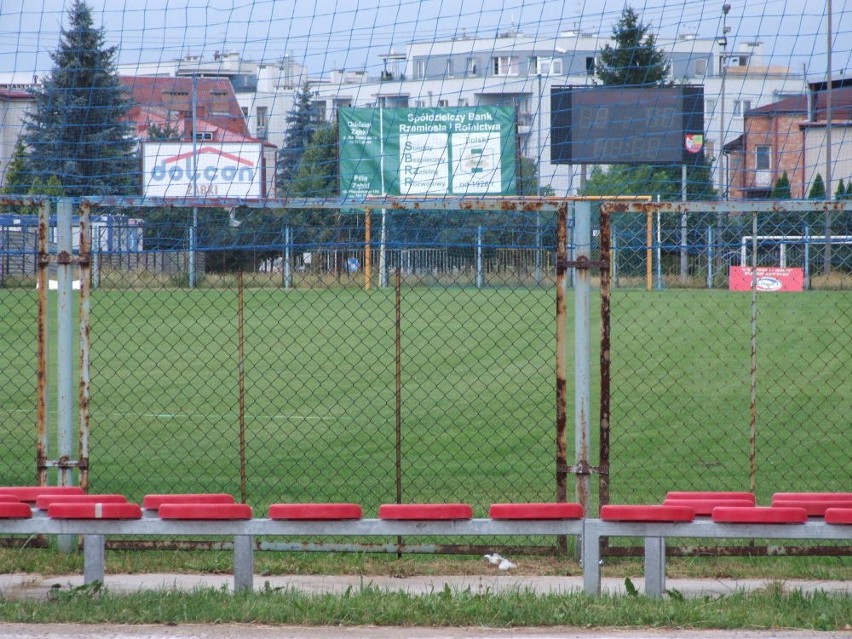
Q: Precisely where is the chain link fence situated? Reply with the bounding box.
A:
[1,197,849,554]
[603,201,851,509]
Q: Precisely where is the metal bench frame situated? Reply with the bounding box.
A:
[0,516,583,592]
[581,518,852,597]
[1,510,850,595]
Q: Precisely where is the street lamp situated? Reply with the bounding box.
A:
[718,3,731,200]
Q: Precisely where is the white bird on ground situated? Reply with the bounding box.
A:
[483,553,503,565]
[498,557,516,571]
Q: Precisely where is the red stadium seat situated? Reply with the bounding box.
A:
[601,504,695,522]
[142,493,236,510]
[378,503,473,520]
[158,503,252,520]
[771,492,852,503]
[711,506,807,524]
[0,503,32,519]
[662,498,755,516]
[825,508,852,525]
[36,494,128,509]
[489,502,583,520]
[0,486,84,503]
[664,491,756,505]
[268,503,363,520]
[48,503,142,520]
[770,499,852,517]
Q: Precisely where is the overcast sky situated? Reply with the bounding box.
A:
[1,0,850,81]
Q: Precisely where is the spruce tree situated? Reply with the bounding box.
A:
[596,6,670,87]
[22,0,137,196]
[276,79,323,193]
[834,178,846,200]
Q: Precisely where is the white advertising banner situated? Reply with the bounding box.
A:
[143,142,263,199]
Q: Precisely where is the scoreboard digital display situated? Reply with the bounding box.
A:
[550,86,705,165]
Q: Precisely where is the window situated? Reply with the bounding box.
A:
[458,98,469,107]
[585,57,596,75]
[466,58,478,76]
[193,131,213,141]
[446,59,454,77]
[415,60,426,79]
[755,145,771,171]
[437,98,449,107]
[536,57,563,76]
[256,106,268,129]
[733,99,752,116]
[492,56,519,76]
[695,59,707,76]
[706,98,717,115]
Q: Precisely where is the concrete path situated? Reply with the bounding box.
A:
[1,572,848,600]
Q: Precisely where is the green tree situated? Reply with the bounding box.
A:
[22,0,137,196]
[847,180,852,199]
[2,139,30,196]
[771,171,791,199]
[146,121,181,140]
[808,173,826,199]
[517,157,554,196]
[834,178,846,200]
[596,6,670,87]
[277,79,324,193]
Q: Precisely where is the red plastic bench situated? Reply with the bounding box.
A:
[0,486,85,503]
[711,506,807,524]
[268,503,363,520]
[771,492,852,502]
[665,491,756,505]
[770,499,852,517]
[825,508,852,525]
[601,505,695,522]
[0,503,33,519]
[662,498,755,516]
[158,503,252,520]
[378,503,473,520]
[36,494,128,510]
[142,493,236,511]
[47,503,142,520]
[489,502,584,520]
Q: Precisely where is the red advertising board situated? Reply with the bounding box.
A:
[729,267,804,292]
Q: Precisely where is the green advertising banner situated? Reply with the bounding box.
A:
[339,106,517,199]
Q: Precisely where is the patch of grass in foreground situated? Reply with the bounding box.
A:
[0,583,848,631]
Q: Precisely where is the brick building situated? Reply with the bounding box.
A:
[727,80,852,199]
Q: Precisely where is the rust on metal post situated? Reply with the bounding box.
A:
[598,203,612,514]
[554,201,568,505]
[36,201,50,486]
[394,267,403,557]
[78,202,92,491]
[237,271,247,504]
[394,267,403,505]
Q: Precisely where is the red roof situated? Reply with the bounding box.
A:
[120,76,255,142]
